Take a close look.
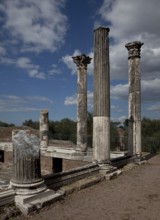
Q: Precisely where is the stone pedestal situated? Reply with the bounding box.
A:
[72,54,91,154]
[10,130,46,195]
[40,109,49,149]
[125,41,143,158]
[93,27,110,164]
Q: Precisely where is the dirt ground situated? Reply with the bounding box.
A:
[12,154,160,220]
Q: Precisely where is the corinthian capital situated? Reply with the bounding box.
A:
[125,41,143,59]
[72,54,92,69]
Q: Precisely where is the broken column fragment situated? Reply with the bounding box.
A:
[125,41,143,158]
[72,54,92,154]
[10,130,46,195]
[40,109,49,149]
[93,27,110,164]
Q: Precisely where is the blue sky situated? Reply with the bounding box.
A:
[0,0,160,125]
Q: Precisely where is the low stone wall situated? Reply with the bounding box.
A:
[40,156,90,174]
[0,145,91,175]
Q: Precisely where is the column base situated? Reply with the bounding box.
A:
[10,179,47,195]
[99,163,117,175]
[131,153,142,162]
[98,163,122,180]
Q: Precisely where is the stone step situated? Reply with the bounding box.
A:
[0,189,15,206]
[45,164,99,189]
[58,174,104,196]
[15,189,62,215]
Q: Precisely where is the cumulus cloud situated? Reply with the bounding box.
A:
[62,50,93,75]
[141,78,160,101]
[97,0,160,81]
[64,94,77,105]
[0,95,53,112]
[64,91,93,109]
[111,83,128,100]
[110,78,160,102]
[16,57,46,79]
[0,0,67,53]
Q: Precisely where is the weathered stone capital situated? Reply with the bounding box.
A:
[94,26,110,33]
[125,41,143,59]
[72,54,92,69]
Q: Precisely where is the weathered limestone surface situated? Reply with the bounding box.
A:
[93,27,110,164]
[40,109,49,149]
[93,117,110,163]
[72,55,91,154]
[125,41,143,158]
[10,130,46,195]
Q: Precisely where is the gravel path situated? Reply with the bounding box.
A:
[14,154,160,220]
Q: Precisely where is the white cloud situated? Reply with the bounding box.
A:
[0,57,15,65]
[26,96,53,104]
[16,57,46,79]
[64,91,93,109]
[97,0,160,81]
[111,115,127,123]
[142,78,160,101]
[62,50,81,74]
[48,64,61,76]
[62,50,93,75]
[0,0,67,53]
[110,78,160,102]
[64,94,77,105]
[111,83,128,100]
[0,95,53,112]
[99,0,160,40]
[16,57,36,69]
[147,105,160,112]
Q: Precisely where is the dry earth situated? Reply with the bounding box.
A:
[11,154,160,220]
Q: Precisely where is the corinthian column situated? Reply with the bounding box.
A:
[72,54,91,154]
[125,41,143,158]
[93,27,110,164]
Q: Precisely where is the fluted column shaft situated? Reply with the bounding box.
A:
[125,41,143,157]
[93,27,110,163]
[72,55,91,153]
[10,130,46,195]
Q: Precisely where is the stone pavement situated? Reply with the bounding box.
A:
[14,154,160,220]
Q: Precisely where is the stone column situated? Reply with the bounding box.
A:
[10,130,46,195]
[93,27,110,164]
[125,41,143,158]
[40,109,49,149]
[72,54,91,154]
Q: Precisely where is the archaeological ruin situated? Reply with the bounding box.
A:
[0,27,146,215]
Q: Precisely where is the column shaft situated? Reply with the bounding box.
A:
[125,41,143,157]
[72,55,91,154]
[93,27,110,163]
[40,109,49,149]
[10,130,46,195]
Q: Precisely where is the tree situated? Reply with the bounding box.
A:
[22,119,39,129]
[141,118,160,153]
[0,121,15,127]
[50,118,76,143]
[110,122,119,151]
